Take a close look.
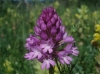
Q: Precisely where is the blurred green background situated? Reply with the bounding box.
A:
[0,0,100,74]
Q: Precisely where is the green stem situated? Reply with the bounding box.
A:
[55,58,62,74]
[67,65,71,74]
[49,65,54,74]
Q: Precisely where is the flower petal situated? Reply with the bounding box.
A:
[72,47,79,56]
[63,57,70,64]
[66,56,72,61]
[43,48,47,53]
[65,44,73,50]
[46,62,50,69]
[38,53,42,59]
[59,59,64,64]
[40,32,48,40]
[41,62,46,69]
[47,21,52,28]
[51,27,57,34]
[56,20,61,28]
[48,48,53,53]
[49,60,55,66]
[64,36,74,43]
[41,23,46,30]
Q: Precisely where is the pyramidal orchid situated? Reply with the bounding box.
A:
[24,6,79,74]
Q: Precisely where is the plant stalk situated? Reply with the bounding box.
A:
[49,65,54,74]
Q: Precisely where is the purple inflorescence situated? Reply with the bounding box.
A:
[24,7,79,69]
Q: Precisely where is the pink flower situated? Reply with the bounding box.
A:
[41,59,55,69]
[24,6,79,69]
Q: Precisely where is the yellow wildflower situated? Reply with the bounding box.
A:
[95,24,100,32]
[3,60,13,72]
[54,1,59,8]
[83,14,88,20]
[75,14,80,19]
[93,33,100,41]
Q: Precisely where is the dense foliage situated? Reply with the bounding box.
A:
[0,0,100,74]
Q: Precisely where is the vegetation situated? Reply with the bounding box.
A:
[0,0,100,74]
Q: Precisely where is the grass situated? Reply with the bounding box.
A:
[0,1,100,74]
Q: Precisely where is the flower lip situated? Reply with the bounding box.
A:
[34,26,41,35]
[24,46,43,60]
[41,59,55,69]
[57,51,73,64]
[72,47,79,56]
[40,38,54,53]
